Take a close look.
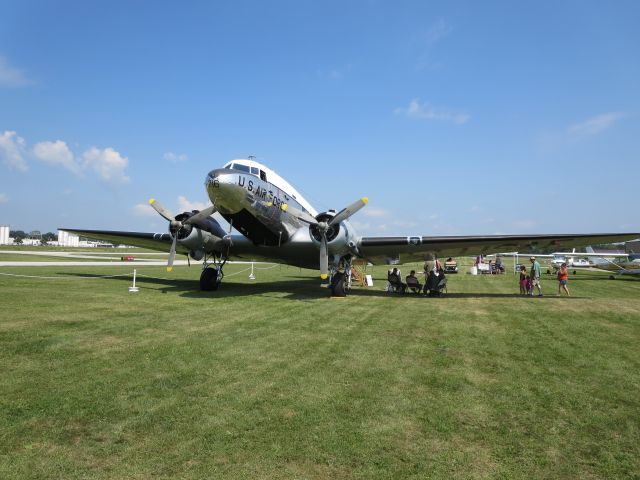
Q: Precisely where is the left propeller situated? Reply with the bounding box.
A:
[148,198,217,272]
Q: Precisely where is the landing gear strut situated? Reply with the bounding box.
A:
[199,252,227,291]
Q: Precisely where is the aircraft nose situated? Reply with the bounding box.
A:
[205,168,234,189]
[206,169,226,184]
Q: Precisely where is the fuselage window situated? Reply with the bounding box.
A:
[260,170,267,181]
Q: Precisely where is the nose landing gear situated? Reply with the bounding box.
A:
[199,252,227,291]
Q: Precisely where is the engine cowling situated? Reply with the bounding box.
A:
[308,211,357,257]
[170,211,227,257]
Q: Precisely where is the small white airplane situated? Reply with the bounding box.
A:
[549,248,627,269]
[584,247,640,277]
[63,158,640,291]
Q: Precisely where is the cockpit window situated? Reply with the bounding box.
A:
[250,167,259,175]
[232,163,251,173]
[260,170,267,181]
[224,164,232,169]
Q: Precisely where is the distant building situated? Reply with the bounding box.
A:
[0,225,10,245]
[21,238,41,246]
[57,230,80,247]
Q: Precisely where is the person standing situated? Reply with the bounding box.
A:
[557,263,570,296]
[529,256,543,297]
[519,265,528,295]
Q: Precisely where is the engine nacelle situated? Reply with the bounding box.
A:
[309,212,358,257]
[170,210,227,257]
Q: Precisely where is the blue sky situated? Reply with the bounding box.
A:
[1,0,639,237]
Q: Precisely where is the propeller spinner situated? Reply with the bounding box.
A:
[149,198,217,272]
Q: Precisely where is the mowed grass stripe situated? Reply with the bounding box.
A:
[0,265,639,479]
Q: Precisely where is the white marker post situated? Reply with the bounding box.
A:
[249,262,256,280]
[129,269,140,292]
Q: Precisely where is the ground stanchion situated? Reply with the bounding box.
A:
[129,269,139,292]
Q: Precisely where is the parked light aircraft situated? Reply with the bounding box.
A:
[549,248,627,269]
[63,158,640,291]
[584,247,640,277]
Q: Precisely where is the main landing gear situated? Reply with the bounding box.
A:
[199,252,227,291]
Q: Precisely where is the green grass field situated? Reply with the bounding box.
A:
[1,261,639,479]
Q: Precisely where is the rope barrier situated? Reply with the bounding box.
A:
[0,272,131,280]
[0,263,280,282]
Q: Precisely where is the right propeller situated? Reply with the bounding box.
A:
[148,198,217,272]
[281,197,368,279]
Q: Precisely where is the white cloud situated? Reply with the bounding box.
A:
[163,151,188,162]
[351,221,371,231]
[132,202,157,217]
[415,19,453,69]
[0,130,28,171]
[32,140,82,175]
[82,147,130,185]
[392,219,418,228]
[363,208,388,218]
[395,98,470,124]
[424,18,452,46]
[0,56,33,88]
[177,196,209,212]
[568,112,625,136]
[0,193,8,203]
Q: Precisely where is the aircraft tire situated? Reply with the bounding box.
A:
[200,267,220,291]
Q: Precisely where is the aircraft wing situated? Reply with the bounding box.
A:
[357,233,640,264]
[60,228,321,268]
[61,229,182,253]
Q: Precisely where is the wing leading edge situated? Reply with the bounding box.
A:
[358,233,640,264]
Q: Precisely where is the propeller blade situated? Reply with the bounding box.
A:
[184,204,217,225]
[280,203,318,225]
[329,197,368,226]
[167,234,177,272]
[320,234,329,279]
[149,198,175,222]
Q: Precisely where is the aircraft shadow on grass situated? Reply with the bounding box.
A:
[65,272,592,300]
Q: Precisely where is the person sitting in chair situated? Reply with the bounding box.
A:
[425,267,447,296]
[405,270,422,293]
[387,267,406,293]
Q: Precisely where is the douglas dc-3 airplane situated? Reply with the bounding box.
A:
[63,158,640,291]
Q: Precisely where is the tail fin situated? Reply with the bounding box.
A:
[585,246,604,265]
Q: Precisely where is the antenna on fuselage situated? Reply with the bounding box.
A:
[248,155,256,161]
